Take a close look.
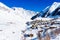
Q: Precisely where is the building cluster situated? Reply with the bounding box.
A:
[21,18,60,40]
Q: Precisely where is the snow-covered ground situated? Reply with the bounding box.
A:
[0,2,36,40]
[0,2,60,40]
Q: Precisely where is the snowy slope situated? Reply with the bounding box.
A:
[0,2,60,40]
[24,2,60,40]
[0,2,36,40]
[45,2,60,17]
[49,2,60,13]
[31,2,60,19]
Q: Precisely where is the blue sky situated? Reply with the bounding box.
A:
[0,0,60,12]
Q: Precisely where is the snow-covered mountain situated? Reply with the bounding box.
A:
[24,2,60,40]
[0,2,37,40]
[31,2,60,20]
[0,2,60,40]
[45,2,60,18]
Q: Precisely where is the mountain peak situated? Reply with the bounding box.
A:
[0,2,9,8]
[49,2,60,13]
[31,2,60,20]
[0,2,12,11]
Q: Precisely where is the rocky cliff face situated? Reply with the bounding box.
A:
[31,2,60,20]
